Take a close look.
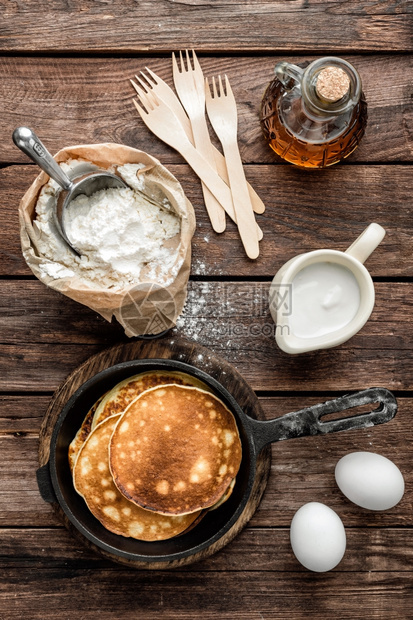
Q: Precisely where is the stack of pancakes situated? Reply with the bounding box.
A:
[69,370,242,542]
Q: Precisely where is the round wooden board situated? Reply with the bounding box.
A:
[39,334,271,569]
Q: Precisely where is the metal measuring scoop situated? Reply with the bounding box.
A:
[12,127,129,255]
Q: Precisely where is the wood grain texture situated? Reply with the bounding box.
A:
[0,1,412,613]
[0,2,411,52]
[0,281,411,392]
[0,527,412,572]
[0,567,411,619]
[2,340,412,391]
[2,164,412,277]
[1,55,412,165]
[0,395,48,433]
[1,280,412,346]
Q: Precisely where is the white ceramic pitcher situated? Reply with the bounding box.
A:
[269,223,386,354]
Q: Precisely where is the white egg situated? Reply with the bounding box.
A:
[290,502,346,572]
[335,451,404,511]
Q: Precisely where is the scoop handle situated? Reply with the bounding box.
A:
[249,387,397,454]
[12,127,73,191]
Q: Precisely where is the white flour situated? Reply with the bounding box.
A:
[35,161,182,290]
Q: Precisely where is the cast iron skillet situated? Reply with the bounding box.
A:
[37,359,397,566]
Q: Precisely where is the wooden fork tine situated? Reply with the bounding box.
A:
[134,82,162,115]
[130,79,146,97]
[218,74,224,96]
[204,77,210,98]
[144,67,159,82]
[139,89,158,111]
[212,75,218,96]
[143,67,159,84]
[179,50,185,72]
[132,75,150,93]
[174,51,189,75]
[185,49,192,71]
[224,74,235,100]
[132,98,148,116]
[213,76,218,98]
[138,71,153,88]
[132,81,158,110]
[147,89,160,107]
[191,49,201,72]
[172,52,179,75]
[190,49,204,90]
[137,93,151,111]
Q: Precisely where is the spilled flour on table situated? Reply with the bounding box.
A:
[174,282,275,354]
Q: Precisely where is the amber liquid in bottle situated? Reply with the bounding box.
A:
[260,60,368,168]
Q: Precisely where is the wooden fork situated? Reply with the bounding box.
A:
[206,75,260,259]
[130,67,265,217]
[172,50,226,233]
[133,89,237,220]
[132,67,194,141]
[132,84,263,246]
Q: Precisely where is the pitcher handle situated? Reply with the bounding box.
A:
[274,61,304,88]
[345,223,386,264]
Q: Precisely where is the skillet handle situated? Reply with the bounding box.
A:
[249,387,397,455]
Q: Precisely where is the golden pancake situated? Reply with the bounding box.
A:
[68,392,107,473]
[69,371,211,473]
[208,477,236,511]
[92,370,212,429]
[109,384,242,515]
[73,415,202,541]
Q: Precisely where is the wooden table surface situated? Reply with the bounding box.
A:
[1,2,412,618]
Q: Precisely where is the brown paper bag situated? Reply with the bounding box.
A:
[19,143,196,337]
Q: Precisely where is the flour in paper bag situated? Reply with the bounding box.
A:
[35,161,182,290]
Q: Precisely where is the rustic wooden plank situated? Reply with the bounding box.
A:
[0,2,411,52]
[1,164,412,277]
[0,4,411,614]
[1,55,411,165]
[2,340,412,392]
[0,435,58,527]
[0,395,49,434]
[0,281,412,391]
[0,398,410,527]
[0,568,411,619]
[1,280,411,347]
[0,339,410,394]
[0,527,412,573]
[0,279,125,345]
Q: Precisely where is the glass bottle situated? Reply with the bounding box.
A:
[260,57,368,168]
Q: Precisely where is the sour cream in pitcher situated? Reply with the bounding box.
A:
[290,262,361,339]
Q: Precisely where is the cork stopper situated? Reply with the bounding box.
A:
[315,66,350,103]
